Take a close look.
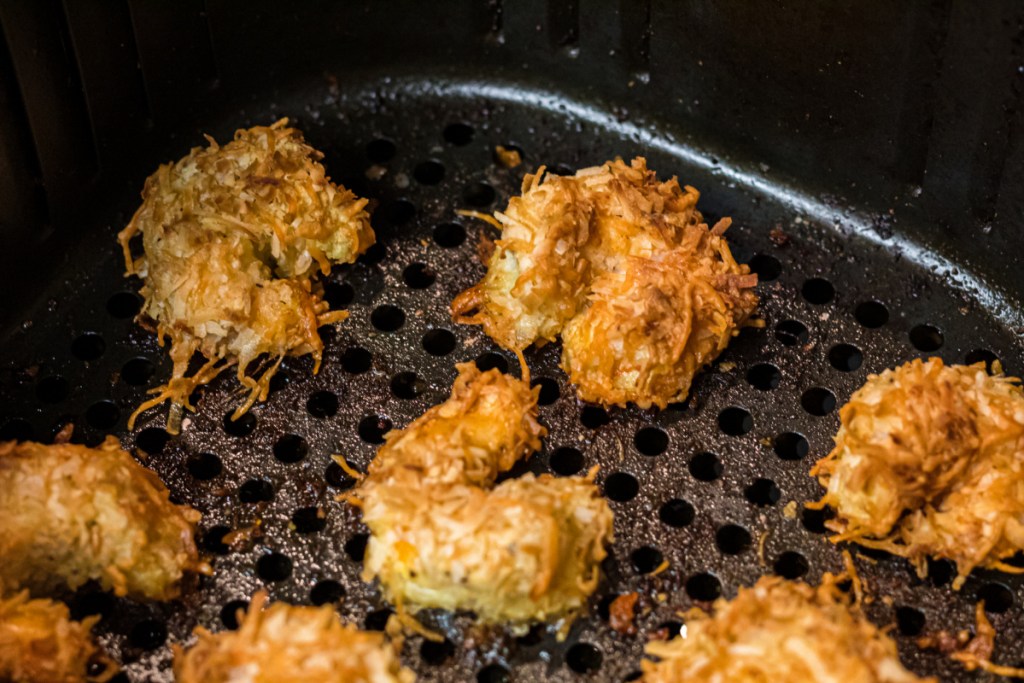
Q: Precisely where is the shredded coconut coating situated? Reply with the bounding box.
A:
[641,575,932,683]
[810,358,1024,589]
[0,437,203,601]
[354,363,613,629]
[174,592,414,683]
[0,587,101,683]
[452,158,758,409]
[118,118,374,432]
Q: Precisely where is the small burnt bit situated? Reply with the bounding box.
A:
[0,79,1021,682]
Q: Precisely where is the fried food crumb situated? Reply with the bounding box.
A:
[353,363,613,629]
[918,602,1024,677]
[810,358,1024,589]
[641,575,932,682]
[118,119,373,433]
[0,437,203,600]
[609,593,639,636]
[174,592,414,683]
[452,158,758,409]
[495,145,522,169]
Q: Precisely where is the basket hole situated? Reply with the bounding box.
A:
[443,122,474,146]
[341,347,372,374]
[220,600,249,630]
[86,400,120,429]
[121,357,155,386]
[774,432,809,460]
[70,592,114,621]
[376,199,416,228]
[345,533,369,562]
[828,343,863,371]
[565,643,603,674]
[746,363,781,390]
[686,573,722,601]
[801,387,836,416]
[775,319,809,346]
[659,498,695,527]
[748,254,781,281]
[274,434,308,463]
[201,526,231,555]
[801,278,834,304]
[391,371,426,399]
[910,324,943,351]
[965,348,1000,373]
[269,371,290,394]
[371,305,405,332]
[745,478,781,506]
[634,426,668,455]
[773,551,809,578]
[475,352,509,373]
[895,606,925,636]
[631,546,664,574]
[422,329,456,356]
[689,452,722,481]
[128,618,167,650]
[718,407,753,435]
[187,452,222,480]
[359,242,388,266]
[927,558,956,587]
[550,447,584,476]
[310,579,345,606]
[801,505,831,533]
[604,472,639,502]
[366,138,396,163]
[978,582,1014,613]
[421,639,456,665]
[0,418,32,442]
[531,377,560,405]
[256,552,293,582]
[463,182,496,207]
[292,506,326,534]
[37,375,70,403]
[414,159,446,185]
[402,262,436,289]
[580,405,609,429]
[715,524,752,555]
[72,332,106,361]
[477,664,511,683]
[239,478,274,503]
[136,427,170,455]
[433,222,466,248]
[657,621,684,640]
[551,163,576,176]
[307,391,340,418]
[106,291,142,318]
[223,411,256,437]
[359,415,392,444]
[854,300,889,328]
[365,608,394,631]
[323,281,354,309]
[325,461,358,490]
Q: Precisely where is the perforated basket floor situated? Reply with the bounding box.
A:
[1,74,1022,682]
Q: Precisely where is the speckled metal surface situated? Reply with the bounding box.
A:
[0,75,1022,682]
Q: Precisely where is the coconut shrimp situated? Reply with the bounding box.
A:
[810,358,1024,589]
[0,436,204,601]
[642,575,931,683]
[452,157,758,409]
[174,592,413,683]
[118,119,374,432]
[352,363,613,632]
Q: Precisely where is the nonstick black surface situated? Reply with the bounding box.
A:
[1,74,1022,682]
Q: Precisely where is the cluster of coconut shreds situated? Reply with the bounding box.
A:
[118,119,374,432]
[811,358,1024,589]
[352,362,613,635]
[452,157,758,409]
[642,573,932,683]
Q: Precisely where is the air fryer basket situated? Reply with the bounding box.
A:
[1,2,1023,682]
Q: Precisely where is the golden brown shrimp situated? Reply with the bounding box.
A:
[641,575,932,683]
[453,158,757,409]
[174,592,414,683]
[352,363,613,632]
[118,119,374,432]
[810,358,1024,589]
[0,437,204,601]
